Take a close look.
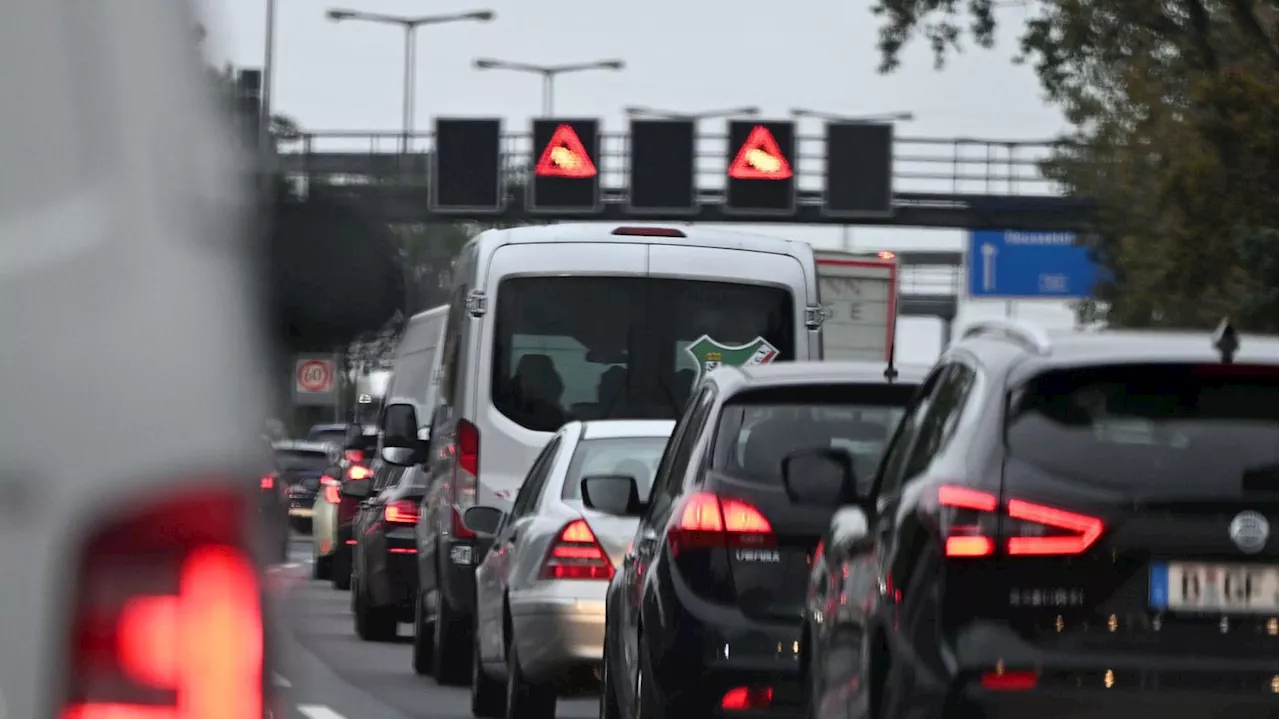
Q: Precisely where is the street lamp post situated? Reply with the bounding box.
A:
[472,58,626,116]
[327,8,496,152]
[624,105,762,120]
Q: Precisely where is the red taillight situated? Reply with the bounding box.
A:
[540,519,614,580]
[322,485,341,505]
[666,492,773,557]
[721,686,773,710]
[980,670,1038,691]
[385,499,420,524]
[450,419,480,538]
[938,485,1105,558]
[346,465,371,481]
[259,475,274,490]
[61,489,264,719]
[344,449,365,462]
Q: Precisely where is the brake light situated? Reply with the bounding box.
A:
[666,492,773,557]
[259,475,274,490]
[611,226,686,237]
[721,686,773,710]
[937,485,1105,558]
[347,465,372,481]
[385,499,420,524]
[980,670,1038,691]
[540,519,613,580]
[61,488,264,719]
[344,449,365,462]
[451,419,480,539]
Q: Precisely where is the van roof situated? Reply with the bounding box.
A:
[481,223,809,256]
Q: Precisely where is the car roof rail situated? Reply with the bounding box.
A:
[960,319,1052,355]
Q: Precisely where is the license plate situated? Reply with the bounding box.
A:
[1150,561,1280,614]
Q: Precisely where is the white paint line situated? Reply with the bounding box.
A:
[297,705,346,719]
[272,673,291,688]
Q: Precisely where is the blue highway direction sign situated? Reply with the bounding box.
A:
[966,230,1103,299]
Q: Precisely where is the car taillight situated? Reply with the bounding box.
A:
[61,488,265,719]
[721,686,773,710]
[344,449,365,462]
[347,465,371,481]
[665,492,774,557]
[259,475,274,490]
[450,419,480,539]
[540,519,614,580]
[937,485,1105,558]
[385,499,420,524]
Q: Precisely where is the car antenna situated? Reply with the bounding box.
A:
[884,341,900,383]
[1212,317,1239,364]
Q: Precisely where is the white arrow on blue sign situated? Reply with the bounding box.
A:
[966,230,1104,300]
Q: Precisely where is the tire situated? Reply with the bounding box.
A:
[599,634,622,719]
[312,552,331,581]
[411,591,434,676]
[634,635,664,719]
[353,572,398,642]
[470,627,506,718]
[432,587,472,686]
[331,547,351,591]
[504,640,555,719]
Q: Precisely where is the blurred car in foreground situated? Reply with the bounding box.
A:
[805,321,1278,719]
[601,362,924,719]
[466,419,674,718]
[273,440,338,533]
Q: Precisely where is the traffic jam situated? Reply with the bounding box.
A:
[266,224,1277,719]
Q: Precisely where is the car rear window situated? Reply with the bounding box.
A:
[561,437,671,502]
[1006,364,1278,493]
[711,383,918,491]
[275,450,332,473]
[307,429,347,446]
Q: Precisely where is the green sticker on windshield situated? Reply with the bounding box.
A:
[685,334,780,385]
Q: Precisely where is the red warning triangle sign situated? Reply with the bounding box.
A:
[728,125,793,180]
[534,124,598,178]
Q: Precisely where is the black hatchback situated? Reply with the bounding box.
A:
[273,440,338,533]
[600,361,926,719]
[804,320,1278,719]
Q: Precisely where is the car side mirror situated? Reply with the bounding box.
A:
[780,447,859,506]
[581,475,645,516]
[341,479,372,499]
[827,506,873,557]
[462,506,505,537]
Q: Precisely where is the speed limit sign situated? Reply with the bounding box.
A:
[295,358,335,394]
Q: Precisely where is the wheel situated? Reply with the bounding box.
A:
[331,546,351,591]
[470,626,506,718]
[353,572,398,642]
[504,640,555,719]
[411,591,434,676]
[432,587,472,686]
[599,634,622,719]
[633,635,664,719]
[311,552,331,581]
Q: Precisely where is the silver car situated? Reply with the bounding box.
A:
[466,419,675,719]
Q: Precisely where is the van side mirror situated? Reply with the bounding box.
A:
[581,475,645,516]
[780,448,859,506]
[462,506,505,537]
[380,402,426,466]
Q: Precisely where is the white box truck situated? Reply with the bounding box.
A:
[815,250,899,362]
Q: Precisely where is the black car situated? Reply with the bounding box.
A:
[804,320,1278,719]
[599,361,925,719]
[273,440,338,533]
[348,464,427,641]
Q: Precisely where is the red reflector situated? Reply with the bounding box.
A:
[540,519,614,581]
[721,686,773,710]
[611,226,687,238]
[347,465,372,480]
[384,499,420,524]
[62,489,264,719]
[1006,500,1104,555]
[980,670,1039,691]
[321,485,341,505]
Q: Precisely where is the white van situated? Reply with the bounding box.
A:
[397,223,822,680]
[383,305,449,425]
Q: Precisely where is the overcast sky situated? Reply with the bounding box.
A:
[199,0,1079,362]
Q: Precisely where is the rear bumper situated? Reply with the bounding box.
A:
[368,530,419,618]
[511,584,608,683]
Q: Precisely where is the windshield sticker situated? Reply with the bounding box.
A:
[685,335,780,385]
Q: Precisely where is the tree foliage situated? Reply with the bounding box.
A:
[874,0,1278,331]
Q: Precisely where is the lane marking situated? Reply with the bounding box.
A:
[297,705,346,719]
[272,673,291,688]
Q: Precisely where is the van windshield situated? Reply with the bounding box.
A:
[491,276,795,431]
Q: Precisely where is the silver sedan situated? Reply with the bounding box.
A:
[464,419,674,719]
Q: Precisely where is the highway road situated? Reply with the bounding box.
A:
[269,537,599,719]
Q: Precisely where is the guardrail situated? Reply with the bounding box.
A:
[275,131,1074,198]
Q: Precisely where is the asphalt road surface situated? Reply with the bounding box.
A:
[269,536,599,719]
